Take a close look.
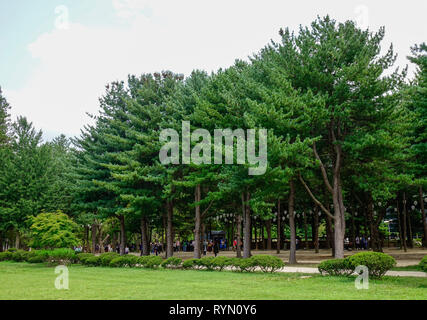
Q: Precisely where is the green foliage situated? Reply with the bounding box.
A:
[348,252,396,278]
[27,255,45,263]
[29,211,79,249]
[318,258,354,276]
[44,248,77,265]
[84,256,101,267]
[110,255,138,268]
[198,257,216,271]
[250,255,285,273]
[182,258,199,269]
[75,253,93,264]
[98,252,120,267]
[212,256,233,271]
[161,257,182,269]
[231,258,257,273]
[419,255,427,273]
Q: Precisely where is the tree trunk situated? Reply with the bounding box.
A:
[236,213,242,258]
[313,205,319,253]
[84,225,89,252]
[407,209,413,248]
[15,230,20,249]
[266,219,272,250]
[367,195,382,252]
[288,180,297,264]
[253,220,258,250]
[351,210,356,250]
[140,217,149,256]
[402,193,408,252]
[332,179,345,258]
[243,192,251,258]
[91,223,97,253]
[0,232,3,252]
[419,186,427,248]
[98,225,104,253]
[166,200,174,258]
[396,199,403,250]
[303,210,308,250]
[194,185,201,259]
[119,215,125,255]
[326,213,334,255]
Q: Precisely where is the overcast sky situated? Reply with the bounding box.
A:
[1,0,426,140]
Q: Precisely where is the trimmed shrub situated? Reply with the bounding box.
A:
[45,248,77,265]
[0,252,9,261]
[9,250,31,262]
[110,255,138,268]
[348,252,396,279]
[251,255,285,273]
[161,257,182,269]
[144,255,163,268]
[76,253,94,264]
[318,258,354,276]
[232,258,257,272]
[212,256,233,271]
[99,252,120,267]
[27,255,45,264]
[84,256,101,267]
[199,257,216,271]
[419,255,427,273]
[182,258,199,269]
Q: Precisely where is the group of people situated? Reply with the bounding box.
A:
[354,236,370,250]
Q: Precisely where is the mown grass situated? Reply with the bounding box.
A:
[0,261,426,300]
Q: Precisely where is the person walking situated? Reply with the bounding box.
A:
[213,240,219,257]
[203,240,208,256]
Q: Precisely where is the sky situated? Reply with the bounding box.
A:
[1,0,426,140]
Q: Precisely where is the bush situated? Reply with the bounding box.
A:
[212,256,233,271]
[419,255,427,273]
[110,255,138,268]
[99,252,120,267]
[6,248,17,253]
[348,252,396,279]
[199,257,216,271]
[182,258,199,269]
[161,257,182,269]
[144,255,163,268]
[27,255,45,264]
[84,256,101,267]
[318,258,354,276]
[76,253,94,264]
[10,250,31,262]
[45,248,77,265]
[251,255,285,273]
[0,251,12,261]
[232,258,257,272]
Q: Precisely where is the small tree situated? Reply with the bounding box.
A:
[30,211,80,249]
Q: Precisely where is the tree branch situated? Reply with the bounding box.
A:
[298,173,335,220]
[313,141,333,194]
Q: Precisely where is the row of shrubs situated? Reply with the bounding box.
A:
[0,248,79,265]
[0,249,285,273]
[318,252,397,279]
[79,253,285,272]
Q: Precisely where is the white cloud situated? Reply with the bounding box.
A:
[3,0,426,139]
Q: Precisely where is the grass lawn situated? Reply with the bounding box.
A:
[0,262,426,300]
